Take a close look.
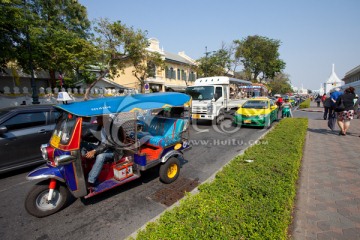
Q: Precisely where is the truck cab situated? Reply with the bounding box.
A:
[185,76,251,124]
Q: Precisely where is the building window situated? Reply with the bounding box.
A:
[170,67,175,79]
[165,67,170,79]
[147,62,156,78]
[177,69,180,80]
[181,70,186,80]
[189,71,196,81]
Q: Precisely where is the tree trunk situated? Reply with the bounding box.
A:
[84,70,108,101]
[139,80,145,93]
[134,72,145,93]
[49,70,56,88]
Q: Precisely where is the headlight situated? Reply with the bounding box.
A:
[40,144,49,160]
[207,103,213,113]
[258,115,265,119]
[54,155,76,166]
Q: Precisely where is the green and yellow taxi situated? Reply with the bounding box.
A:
[233,97,278,128]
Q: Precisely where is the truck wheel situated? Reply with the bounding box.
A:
[25,180,70,218]
[214,114,225,125]
[159,157,180,184]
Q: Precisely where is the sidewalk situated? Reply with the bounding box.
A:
[291,101,360,239]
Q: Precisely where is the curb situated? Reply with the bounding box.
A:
[298,108,323,113]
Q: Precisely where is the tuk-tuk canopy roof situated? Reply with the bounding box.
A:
[55,92,191,117]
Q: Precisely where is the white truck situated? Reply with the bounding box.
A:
[185,76,251,124]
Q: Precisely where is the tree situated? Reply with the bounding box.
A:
[234,35,285,82]
[266,73,293,94]
[196,44,233,77]
[11,0,92,87]
[0,0,25,71]
[90,18,164,98]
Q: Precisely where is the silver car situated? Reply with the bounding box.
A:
[0,105,58,173]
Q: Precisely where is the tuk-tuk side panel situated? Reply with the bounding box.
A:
[134,154,147,166]
[53,148,87,197]
[63,162,79,191]
[64,153,87,198]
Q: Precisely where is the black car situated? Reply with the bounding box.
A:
[0,105,59,173]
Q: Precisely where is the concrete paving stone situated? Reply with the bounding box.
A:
[329,217,356,229]
[342,227,360,239]
[317,231,342,240]
[316,231,336,240]
[335,199,358,208]
[317,220,331,231]
[315,210,336,221]
[347,214,360,223]
[337,208,353,217]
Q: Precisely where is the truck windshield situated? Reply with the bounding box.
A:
[185,86,214,100]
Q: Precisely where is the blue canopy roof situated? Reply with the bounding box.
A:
[55,92,191,117]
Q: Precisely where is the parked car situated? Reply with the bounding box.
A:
[233,97,278,128]
[0,105,58,173]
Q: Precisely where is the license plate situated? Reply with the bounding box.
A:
[192,114,200,119]
[244,119,251,124]
[50,135,60,148]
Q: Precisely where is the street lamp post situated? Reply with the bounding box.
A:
[23,0,39,104]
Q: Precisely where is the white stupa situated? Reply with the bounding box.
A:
[325,64,343,93]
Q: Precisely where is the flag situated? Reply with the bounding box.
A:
[58,73,63,87]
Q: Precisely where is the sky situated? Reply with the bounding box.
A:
[79,0,360,90]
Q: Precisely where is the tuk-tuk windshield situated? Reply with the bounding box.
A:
[185,86,214,100]
[51,112,78,146]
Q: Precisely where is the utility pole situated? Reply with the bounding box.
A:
[23,0,39,104]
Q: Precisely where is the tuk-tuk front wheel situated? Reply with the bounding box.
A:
[159,157,180,184]
[25,180,70,218]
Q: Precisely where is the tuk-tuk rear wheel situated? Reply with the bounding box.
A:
[159,157,180,184]
[25,180,70,218]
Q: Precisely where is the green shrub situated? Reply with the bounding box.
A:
[133,118,308,240]
[298,99,310,109]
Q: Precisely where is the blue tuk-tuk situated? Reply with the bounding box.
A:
[25,92,192,217]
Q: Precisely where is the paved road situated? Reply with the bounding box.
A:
[0,118,269,240]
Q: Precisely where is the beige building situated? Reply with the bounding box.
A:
[113,38,197,93]
[340,64,360,95]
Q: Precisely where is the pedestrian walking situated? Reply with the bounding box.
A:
[321,93,327,105]
[323,95,332,120]
[335,87,356,136]
[315,95,321,107]
[275,95,283,118]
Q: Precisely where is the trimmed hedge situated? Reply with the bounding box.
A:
[298,98,310,109]
[133,118,308,240]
